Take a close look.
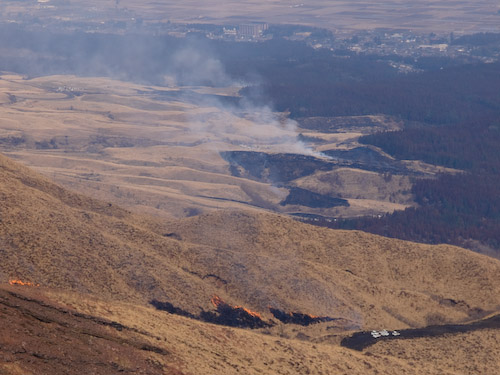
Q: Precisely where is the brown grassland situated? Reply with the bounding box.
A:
[0,74,450,221]
[0,1,499,371]
[0,150,499,374]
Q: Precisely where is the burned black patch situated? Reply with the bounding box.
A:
[151,298,343,330]
[162,233,182,241]
[220,151,334,184]
[341,314,500,351]
[150,299,194,318]
[150,298,274,329]
[269,308,336,326]
[200,304,272,329]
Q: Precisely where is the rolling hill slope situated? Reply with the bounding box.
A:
[2,282,500,375]
[1,151,499,332]
[1,151,500,373]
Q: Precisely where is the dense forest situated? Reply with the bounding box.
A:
[338,114,500,254]
[221,30,500,255]
[257,60,500,255]
[223,34,500,255]
[360,118,500,172]
[329,171,500,253]
[240,62,500,124]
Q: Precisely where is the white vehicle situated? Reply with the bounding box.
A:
[371,330,382,338]
[370,329,401,338]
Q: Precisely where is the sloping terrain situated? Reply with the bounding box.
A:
[1,151,500,328]
[165,210,500,330]
[2,283,500,375]
[0,286,169,375]
[1,152,500,373]
[0,150,220,309]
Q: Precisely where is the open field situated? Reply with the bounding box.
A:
[2,0,500,33]
[0,74,434,219]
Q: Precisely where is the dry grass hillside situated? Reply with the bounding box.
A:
[166,211,500,329]
[1,151,499,328]
[2,284,499,375]
[1,152,500,374]
[0,74,455,220]
[0,151,220,309]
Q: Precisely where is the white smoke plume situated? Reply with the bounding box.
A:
[169,43,328,158]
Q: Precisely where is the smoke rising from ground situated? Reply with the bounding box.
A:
[170,42,326,158]
[0,23,325,157]
[170,46,231,87]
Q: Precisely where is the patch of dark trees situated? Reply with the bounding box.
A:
[323,147,409,175]
[341,314,500,351]
[280,187,348,208]
[323,116,500,253]
[241,62,500,124]
[359,120,500,172]
[330,172,500,252]
[254,56,500,254]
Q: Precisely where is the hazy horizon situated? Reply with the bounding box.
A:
[1,0,499,34]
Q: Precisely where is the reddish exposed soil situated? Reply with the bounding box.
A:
[0,286,174,375]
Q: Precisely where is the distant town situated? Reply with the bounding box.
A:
[2,0,500,66]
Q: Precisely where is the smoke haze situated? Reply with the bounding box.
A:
[168,42,325,158]
[0,22,322,158]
